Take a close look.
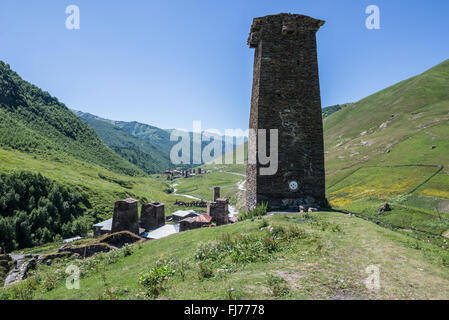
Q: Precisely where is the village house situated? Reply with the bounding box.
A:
[179,213,212,232]
[92,186,234,240]
[93,218,112,237]
[142,224,179,240]
[171,209,199,222]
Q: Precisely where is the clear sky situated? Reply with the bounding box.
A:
[0,0,448,133]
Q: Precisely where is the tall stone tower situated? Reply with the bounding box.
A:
[246,13,326,211]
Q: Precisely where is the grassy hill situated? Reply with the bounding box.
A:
[0,62,143,177]
[74,111,170,174]
[0,62,216,252]
[322,103,352,119]
[114,120,174,155]
[324,59,449,234]
[2,211,449,299]
[74,110,246,172]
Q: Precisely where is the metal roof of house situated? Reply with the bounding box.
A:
[93,218,113,231]
[63,236,82,243]
[143,224,179,240]
[172,210,199,218]
[180,217,197,223]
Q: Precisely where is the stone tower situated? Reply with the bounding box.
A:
[111,198,139,234]
[246,13,326,211]
[140,202,165,231]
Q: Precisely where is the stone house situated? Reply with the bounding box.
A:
[179,213,212,232]
[172,210,199,222]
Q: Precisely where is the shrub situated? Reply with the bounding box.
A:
[197,261,214,279]
[40,272,58,292]
[195,233,280,265]
[139,265,175,297]
[239,202,268,221]
[10,278,37,300]
[266,274,289,297]
[258,219,269,229]
[121,244,133,257]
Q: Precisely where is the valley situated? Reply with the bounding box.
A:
[0,58,448,299]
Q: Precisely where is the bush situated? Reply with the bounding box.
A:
[258,219,269,229]
[195,233,280,265]
[197,261,214,279]
[266,274,289,297]
[10,278,37,300]
[121,244,133,257]
[239,202,268,221]
[139,265,175,297]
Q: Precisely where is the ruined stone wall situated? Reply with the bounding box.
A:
[246,13,326,211]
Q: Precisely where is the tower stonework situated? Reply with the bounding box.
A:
[246,13,326,211]
[111,198,139,234]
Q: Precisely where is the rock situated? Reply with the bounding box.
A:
[378,203,391,213]
[4,254,38,286]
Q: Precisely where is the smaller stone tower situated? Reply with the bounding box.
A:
[213,187,221,202]
[140,202,165,231]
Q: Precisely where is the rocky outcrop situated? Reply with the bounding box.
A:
[378,203,392,214]
[4,254,37,286]
[2,251,76,287]
[0,254,13,286]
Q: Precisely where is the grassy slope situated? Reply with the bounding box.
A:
[0,62,143,177]
[114,121,173,155]
[0,147,206,223]
[6,212,449,300]
[324,59,449,234]
[75,114,170,174]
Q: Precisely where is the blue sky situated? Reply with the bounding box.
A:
[0,0,448,133]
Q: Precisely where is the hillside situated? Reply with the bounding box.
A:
[0,62,143,176]
[0,63,211,252]
[114,121,173,155]
[74,111,170,174]
[322,103,352,119]
[74,110,246,171]
[324,59,449,234]
[3,212,449,299]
